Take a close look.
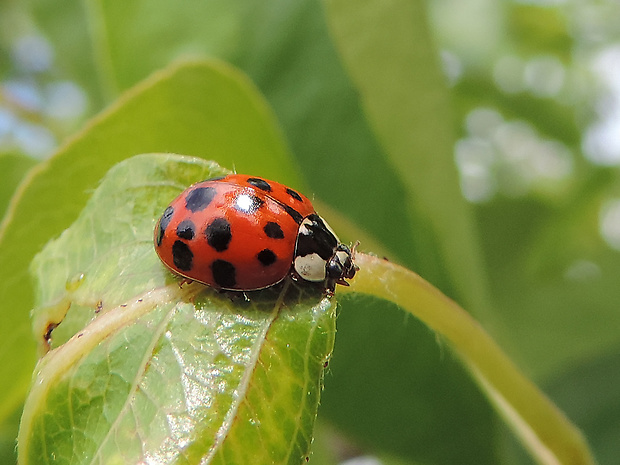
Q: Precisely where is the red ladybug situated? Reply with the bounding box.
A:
[154,174,357,291]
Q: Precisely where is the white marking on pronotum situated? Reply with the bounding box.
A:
[295,253,326,282]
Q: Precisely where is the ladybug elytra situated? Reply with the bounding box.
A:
[154,174,357,292]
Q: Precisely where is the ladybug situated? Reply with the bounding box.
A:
[154,174,358,292]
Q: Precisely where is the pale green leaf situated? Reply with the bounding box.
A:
[18,154,335,465]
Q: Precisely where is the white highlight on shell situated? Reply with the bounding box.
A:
[235,194,254,213]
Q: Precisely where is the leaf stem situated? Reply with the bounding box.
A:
[340,252,597,465]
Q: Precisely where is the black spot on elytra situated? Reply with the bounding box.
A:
[157,206,174,246]
[176,219,195,240]
[263,221,284,239]
[185,186,217,212]
[257,249,277,266]
[295,214,337,260]
[282,204,303,225]
[206,218,232,252]
[247,177,272,192]
[211,260,236,288]
[172,240,193,271]
[286,188,302,202]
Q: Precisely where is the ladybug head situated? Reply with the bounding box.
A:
[325,243,358,288]
[293,215,358,292]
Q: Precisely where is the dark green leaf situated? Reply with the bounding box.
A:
[323,295,497,464]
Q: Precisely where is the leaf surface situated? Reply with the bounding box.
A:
[19,154,335,465]
[0,153,37,221]
[322,0,491,316]
[0,59,302,424]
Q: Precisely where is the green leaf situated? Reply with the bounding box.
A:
[0,406,20,465]
[476,180,620,379]
[0,153,37,221]
[13,1,611,462]
[24,0,246,106]
[318,2,505,463]
[235,2,415,262]
[322,0,492,317]
[339,253,596,465]
[508,4,573,60]
[25,0,417,270]
[18,154,336,464]
[498,350,620,464]
[0,59,302,424]
[323,295,497,464]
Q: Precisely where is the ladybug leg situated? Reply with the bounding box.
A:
[289,269,301,282]
[179,278,194,288]
[216,288,252,304]
[324,286,336,298]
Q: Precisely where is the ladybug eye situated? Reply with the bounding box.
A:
[326,258,344,279]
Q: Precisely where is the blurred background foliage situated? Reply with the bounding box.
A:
[1,0,619,464]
